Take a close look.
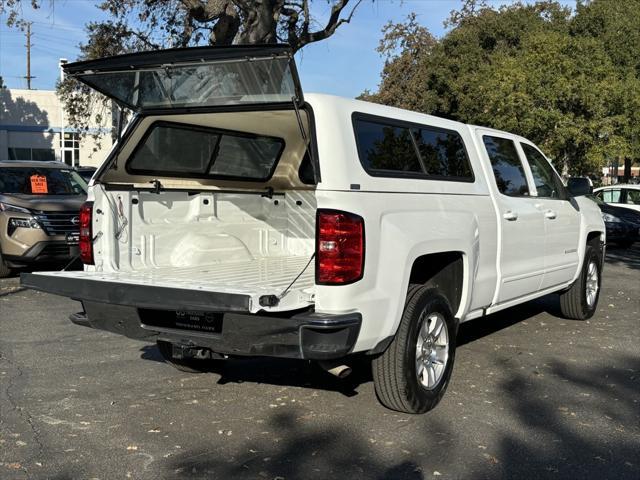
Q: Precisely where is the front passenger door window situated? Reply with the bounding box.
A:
[624,189,640,205]
[520,143,566,199]
[482,136,529,196]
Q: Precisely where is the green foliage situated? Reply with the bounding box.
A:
[365,0,640,175]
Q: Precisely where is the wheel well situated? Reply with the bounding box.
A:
[408,252,464,316]
[586,231,605,262]
[587,231,602,245]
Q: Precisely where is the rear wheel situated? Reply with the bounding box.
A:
[156,341,211,374]
[372,286,457,414]
[559,243,602,320]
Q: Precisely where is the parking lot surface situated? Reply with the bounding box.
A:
[1,246,639,480]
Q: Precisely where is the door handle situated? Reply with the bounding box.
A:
[503,210,518,221]
[544,210,557,220]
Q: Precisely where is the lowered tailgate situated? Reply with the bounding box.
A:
[21,256,315,313]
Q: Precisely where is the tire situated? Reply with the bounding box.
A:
[0,251,12,278]
[372,286,457,414]
[156,341,210,374]
[559,243,602,320]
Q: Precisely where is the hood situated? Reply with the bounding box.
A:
[598,202,640,225]
[0,193,86,213]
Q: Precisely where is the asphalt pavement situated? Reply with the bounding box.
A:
[1,246,639,480]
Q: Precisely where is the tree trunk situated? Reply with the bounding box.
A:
[622,157,632,183]
[234,0,282,45]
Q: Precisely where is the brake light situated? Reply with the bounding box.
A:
[316,210,364,285]
[79,202,94,265]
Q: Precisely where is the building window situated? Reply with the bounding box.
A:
[60,132,80,166]
[8,147,56,161]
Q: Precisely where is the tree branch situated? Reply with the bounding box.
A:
[293,0,363,51]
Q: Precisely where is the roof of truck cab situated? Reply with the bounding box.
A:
[0,161,73,169]
[304,93,521,140]
[305,93,468,129]
[305,93,507,134]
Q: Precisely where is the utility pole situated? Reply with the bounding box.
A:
[25,23,35,89]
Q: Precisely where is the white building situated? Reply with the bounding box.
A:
[0,88,113,167]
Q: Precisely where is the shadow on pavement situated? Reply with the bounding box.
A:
[160,353,639,480]
[605,244,640,271]
[457,294,561,347]
[140,344,371,397]
[484,353,640,480]
[164,409,427,480]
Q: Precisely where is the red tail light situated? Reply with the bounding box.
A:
[316,209,365,285]
[79,202,94,265]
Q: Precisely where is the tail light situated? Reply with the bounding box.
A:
[316,209,365,285]
[79,202,94,265]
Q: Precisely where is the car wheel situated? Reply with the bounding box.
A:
[0,251,12,278]
[156,341,211,374]
[372,286,457,414]
[559,242,602,320]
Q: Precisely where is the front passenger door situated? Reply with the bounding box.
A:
[519,142,580,289]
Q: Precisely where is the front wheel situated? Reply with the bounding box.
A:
[0,251,12,278]
[559,243,602,320]
[372,286,457,414]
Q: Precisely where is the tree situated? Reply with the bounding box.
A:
[0,76,6,89]
[363,0,640,177]
[2,0,367,141]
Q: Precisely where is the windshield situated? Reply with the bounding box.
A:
[0,167,88,195]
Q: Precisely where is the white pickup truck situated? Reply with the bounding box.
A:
[22,46,605,413]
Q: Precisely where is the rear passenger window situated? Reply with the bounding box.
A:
[354,120,423,174]
[602,189,622,203]
[413,128,473,178]
[353,116,473,181]
[483,136,529,196]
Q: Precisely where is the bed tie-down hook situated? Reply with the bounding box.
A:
[150,179,163,194]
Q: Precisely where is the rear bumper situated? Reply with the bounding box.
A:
[21,272,361,360]
[73,302,361,360]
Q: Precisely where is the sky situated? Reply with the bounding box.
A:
[0,0,573,99]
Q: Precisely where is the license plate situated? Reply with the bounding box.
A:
[66,232,79,245]
[139,309,223,334]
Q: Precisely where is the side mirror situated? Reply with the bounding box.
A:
[567,177,592,196]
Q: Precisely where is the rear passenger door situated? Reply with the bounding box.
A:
[479,133,546,303]
[518,142,580,289]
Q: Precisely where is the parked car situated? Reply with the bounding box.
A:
[593,184,640,213]
[75,166,97,183]
[0,161,87,277]
[21,46,605,414]
[588,194,640,248]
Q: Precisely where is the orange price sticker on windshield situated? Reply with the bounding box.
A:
[30,175,48,194]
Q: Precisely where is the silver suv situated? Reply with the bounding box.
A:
[0,161,87,277]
